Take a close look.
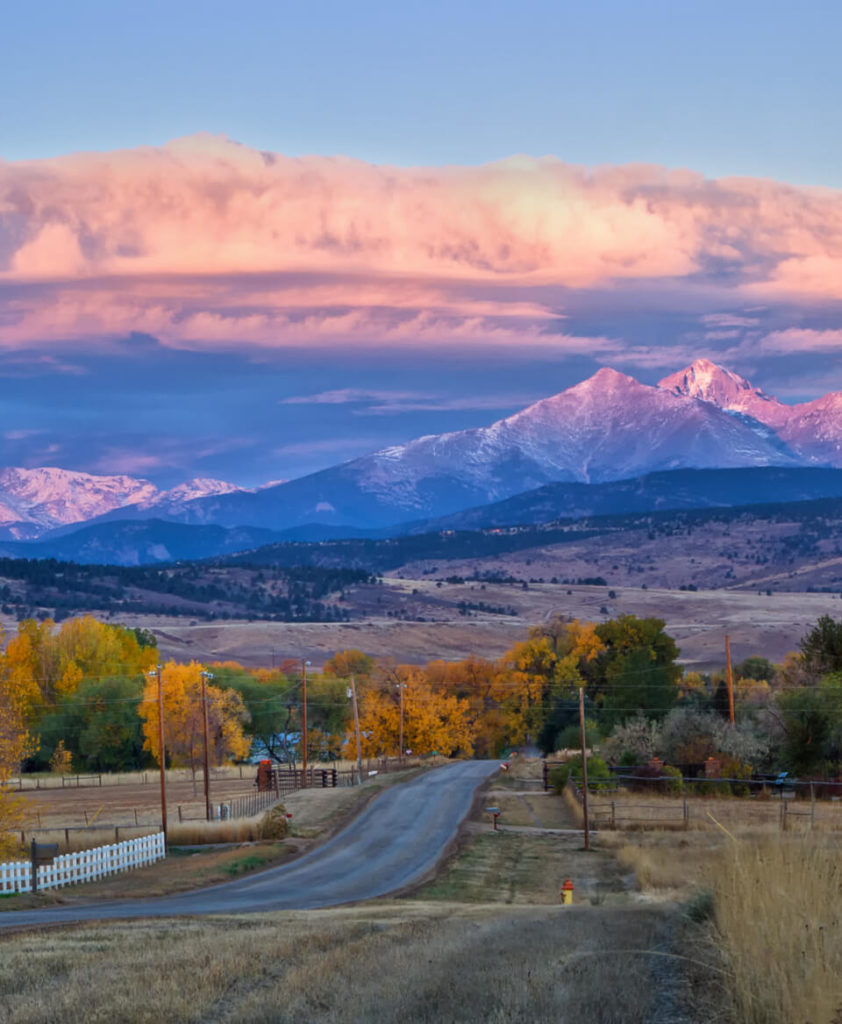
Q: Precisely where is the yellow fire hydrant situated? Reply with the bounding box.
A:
[561,878,574,905]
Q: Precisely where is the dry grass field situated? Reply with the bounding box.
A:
[0,902,699,1024]
[4,760,839,1021]
[70,579,840,671]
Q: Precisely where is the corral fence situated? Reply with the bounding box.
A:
[10,765,255,791]
[550,761,842,832]
[13,756,424,839]
[255,765,357,796]
[0,832,166,895]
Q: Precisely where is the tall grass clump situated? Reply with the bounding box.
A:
[167,805,288,846]
[714,836,842,1023]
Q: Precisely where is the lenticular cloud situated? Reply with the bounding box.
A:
[1,133,841,348]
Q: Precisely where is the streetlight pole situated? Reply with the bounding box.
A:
[200,670,213,822]
[149,665,167,847]
[301,659,311,787]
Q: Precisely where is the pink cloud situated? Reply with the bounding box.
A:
[1,134,842,348]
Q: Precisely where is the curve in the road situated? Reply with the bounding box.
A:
[0,759,498,929]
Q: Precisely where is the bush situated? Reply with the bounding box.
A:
[566,754,612,792]
[548,764,570,794]
[661,764,684,794]
[259,804,290,839]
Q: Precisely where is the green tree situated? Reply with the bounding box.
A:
[589,615,681,728]
[801,615,842,679]
[212,667,293,762]
[34,675,148,772]
[734,656,776,682]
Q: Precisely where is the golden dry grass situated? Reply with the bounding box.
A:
[167,817,268,846]
[713,836,842,1024]
[0,903,682,1024]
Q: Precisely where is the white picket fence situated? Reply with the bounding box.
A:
[0,832,166,894]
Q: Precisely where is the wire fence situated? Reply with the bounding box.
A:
[10,765,254,791]
[557,766,842,833]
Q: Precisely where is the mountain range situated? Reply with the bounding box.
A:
[5,358,842,565]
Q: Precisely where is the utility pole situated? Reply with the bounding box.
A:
[349,673,363,779]
[200,670,213,821]
[301,659,310,786]
[725,634,735,725]
[398,680,405,763]
[150,665,168,846]
[579,686,590,852]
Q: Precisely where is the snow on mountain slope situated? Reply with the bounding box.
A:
[157,366,798,531]
[5,360,837,541]
[658,358,791,430]
[356,368,794,497]
[0,468,242,538]
[660,358,842,465]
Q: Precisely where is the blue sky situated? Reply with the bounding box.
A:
[4,0,841,185]
[1,0,841,487]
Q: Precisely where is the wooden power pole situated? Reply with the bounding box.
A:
[349,673,363,779]
[725,634,735,725]
[579,686,590,851]
[301,659,309,787]
[153,665,168,846]
[398,681,405,763]
[200,670,213,821]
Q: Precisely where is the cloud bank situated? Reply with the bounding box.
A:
[2,133,842,350]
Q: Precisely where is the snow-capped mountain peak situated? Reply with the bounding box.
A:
[658,358,790,428]
[156,478,241,505]
[0,468,244,537]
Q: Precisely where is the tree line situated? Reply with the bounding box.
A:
[4,610,842,852]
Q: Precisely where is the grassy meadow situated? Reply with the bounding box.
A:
[2,761,841,1022]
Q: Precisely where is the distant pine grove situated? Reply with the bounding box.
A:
[0,557,374,622]
[1,491,842,623]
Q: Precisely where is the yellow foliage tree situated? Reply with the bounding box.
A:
[139,661,250,774]
[353,665,473,758]
[0,659,33,856]
[2,616,157,710]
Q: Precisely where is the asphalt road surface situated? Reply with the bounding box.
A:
[0,759,498,930]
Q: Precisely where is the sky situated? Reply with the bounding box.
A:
[1,0,842,487]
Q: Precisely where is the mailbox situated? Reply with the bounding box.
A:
[31,840,59,865]
[30,840,59,894]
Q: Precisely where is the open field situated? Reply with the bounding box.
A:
[6,758,836,1021]
[54,580,840,670]
[0,901,708,1024]
[11,762,424,849]
[17,773,261,833]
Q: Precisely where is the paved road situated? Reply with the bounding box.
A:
[0,760,498,930]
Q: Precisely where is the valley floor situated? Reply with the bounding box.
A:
[57,580,841,669]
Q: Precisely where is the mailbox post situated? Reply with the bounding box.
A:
[485,806,501,831]
[30,840,59,894]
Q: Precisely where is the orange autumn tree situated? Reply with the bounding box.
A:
[425,655,509,757]
[354,662,473,758]
[139,661,250,775]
